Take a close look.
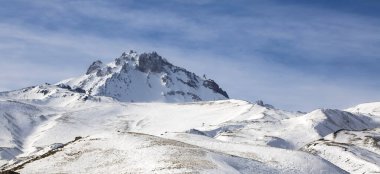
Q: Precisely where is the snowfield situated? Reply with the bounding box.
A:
[1,90,379,173]
[0,51,379,173]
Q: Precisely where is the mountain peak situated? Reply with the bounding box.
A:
[61,50,229,102]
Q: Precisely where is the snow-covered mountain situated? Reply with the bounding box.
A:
[59,50,228,103]
[0,50,380,173]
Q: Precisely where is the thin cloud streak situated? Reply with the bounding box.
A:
[0,0,379,111]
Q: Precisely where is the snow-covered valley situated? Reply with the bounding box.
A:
[0,51,379,173]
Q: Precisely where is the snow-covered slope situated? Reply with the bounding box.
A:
[0,50,379,173]
[185,107,378,150]
[1,94,378,173]
[9,133,284,174]
[0,100,46,165]
[0,99,346,173]
[59,50,228,103]
[346,102,380,117]
[302,128,380,173]
[0,84,90,107]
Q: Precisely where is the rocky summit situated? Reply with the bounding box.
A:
[60,50,228,103]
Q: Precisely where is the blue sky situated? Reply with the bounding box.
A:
[0,0,379,111]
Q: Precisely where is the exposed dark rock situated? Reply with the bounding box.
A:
[256,100,275,109]
[137,52,172,73]
[115,58,123,66]
[86,60,103,75]
[106,67,113,75]
[161,74,172,86]
[21,86,35,93]
[186,92,201,101]
[203,79,229,98]
[3,137,83,172]
[37,89,49,95]
[186,129,208,136]
[166,91,201,101]
[56,84,86,94]
[82,96,89,101]
[0,170,20,174]
[96,70,104,77]
[57,84,72,90]
[176,78,198,89]
[73,88,86,93]
[116,63,129,75]
[173,68,199,83]
[167,91,185,96]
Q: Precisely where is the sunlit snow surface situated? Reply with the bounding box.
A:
[0,51,379,173]
[0,85,379,173]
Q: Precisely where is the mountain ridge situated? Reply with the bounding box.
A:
[58,50,228,103]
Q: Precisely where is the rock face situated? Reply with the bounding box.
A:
[86,60,104,75]
[136,52,170,73]
[203,79,229,98]
[59,50,229,102]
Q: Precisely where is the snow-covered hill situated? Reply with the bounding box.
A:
[0,98,347,173]
[0,50,379,173]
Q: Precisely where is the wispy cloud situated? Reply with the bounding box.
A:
[0,0,379,111]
